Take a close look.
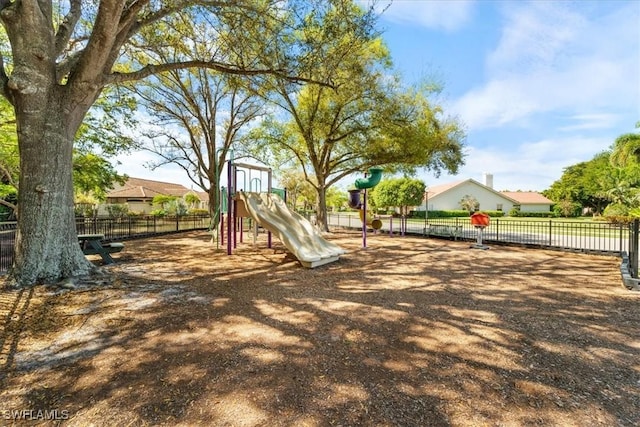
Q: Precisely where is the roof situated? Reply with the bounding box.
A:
[501,191,553,205]
[425,179,553,206]
[426,180,467,198]
[426,179,520,204]
[107,177,191,199]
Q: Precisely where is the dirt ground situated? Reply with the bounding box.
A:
[1,230,639,427]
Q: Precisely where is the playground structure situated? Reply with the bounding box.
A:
[470,211,490,249]
[222,161,273,252]
[237,192,345,268]
[358,209,383,231]
[348,167,383,248]
[221,160,345,268]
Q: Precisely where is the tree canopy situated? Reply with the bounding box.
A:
[0,95,18,218]
[610,123,640,168]
[246,20,465,230]
[544,146,640,217]
[1,0,379,287]
[126,60,265,229]
[0,92,129,215]
[371,177,425,216]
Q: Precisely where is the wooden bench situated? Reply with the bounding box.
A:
[426,224,462,240]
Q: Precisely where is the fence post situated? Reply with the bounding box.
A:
[631,219,639,278]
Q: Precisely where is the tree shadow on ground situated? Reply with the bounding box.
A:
[0,231,638,426]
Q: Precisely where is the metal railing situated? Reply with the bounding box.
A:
[327,214,638,277]
[0,215,210,274]
[2,214,638,280]
[628,219,639,279]
[74,215,210,239]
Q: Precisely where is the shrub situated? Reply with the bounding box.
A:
[75,203,96,218]
[552,200,581,218]
[628,207,640,218]
[509,210,555,218]
[424,210,470,218]
[166,199,188,216]
[603,203,629,217]
[188,208,209,216]
[481,210,505,217]
[411,210,505,219]
[603,203,631,223]
[105,203,129,218]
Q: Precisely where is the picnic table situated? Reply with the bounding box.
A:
[78,234,124,264]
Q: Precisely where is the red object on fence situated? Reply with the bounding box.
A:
[471,212,490,227]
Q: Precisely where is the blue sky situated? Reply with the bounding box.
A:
[378,0,640,191]
[117,0,640,193]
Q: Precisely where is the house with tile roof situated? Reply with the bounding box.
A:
[418,174,553,214]
[101,177,208,215]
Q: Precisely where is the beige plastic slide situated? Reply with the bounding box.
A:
[236,192,346,268]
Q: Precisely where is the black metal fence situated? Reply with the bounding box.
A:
[2,214,638,281]
[0,215,210,274]
[0,221,16,274]
[74,215,210,239]
[627,219,639,279]
[327,214,639,277]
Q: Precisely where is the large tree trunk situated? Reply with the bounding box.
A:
[2,2,100,287]
[9,96,95,287]
[316,184,329,232]
[208,179,222,246]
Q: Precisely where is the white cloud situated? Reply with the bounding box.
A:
[453,1,640,131]
[423,134,612,191]
[379,0,475,31]
[487,2,585,76]
[452,78,539,128]
[558,114,621,132]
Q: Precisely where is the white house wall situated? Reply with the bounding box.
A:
[519,203,551,212]
[427,181,515,212]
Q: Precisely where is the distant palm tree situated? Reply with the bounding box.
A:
[184,193,200,210]
[610,125,640,168]
[606,180,635,206]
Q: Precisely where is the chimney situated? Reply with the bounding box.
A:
[482,172,493,189]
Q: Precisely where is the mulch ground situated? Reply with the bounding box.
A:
[1,230,639,427]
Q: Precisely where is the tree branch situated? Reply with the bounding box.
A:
[106,60,332,87]
[0,198,16,212]
[54,0,82,57]
[56,50,84,83]
[0,161,17,187]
